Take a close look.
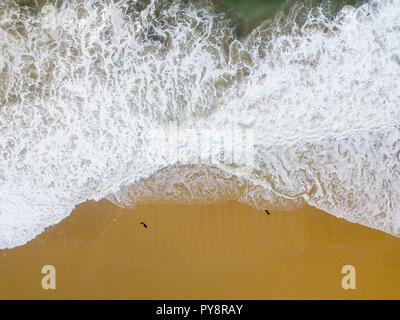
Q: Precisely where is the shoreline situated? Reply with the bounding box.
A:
[1,199,400,299]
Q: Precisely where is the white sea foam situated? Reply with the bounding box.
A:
[0,0,399,248]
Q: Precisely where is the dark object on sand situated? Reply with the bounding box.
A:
[264,210,270,215]
[140,222,148,228]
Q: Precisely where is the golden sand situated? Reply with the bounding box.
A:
[0,200,400,299]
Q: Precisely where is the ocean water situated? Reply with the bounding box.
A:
[0,0,399,249]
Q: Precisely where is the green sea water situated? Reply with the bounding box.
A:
[14,0,363,37]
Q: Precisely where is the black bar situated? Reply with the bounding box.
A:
[1,300,399,318]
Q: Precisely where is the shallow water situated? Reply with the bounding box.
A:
[0,0,400,249]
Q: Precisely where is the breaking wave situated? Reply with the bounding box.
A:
[0,0,400,248]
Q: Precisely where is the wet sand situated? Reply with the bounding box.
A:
[0,200,400,299]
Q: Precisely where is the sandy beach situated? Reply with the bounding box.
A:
[1,200,400,299]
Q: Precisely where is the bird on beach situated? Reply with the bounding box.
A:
[140,222,148,228]
[264,210,270,215]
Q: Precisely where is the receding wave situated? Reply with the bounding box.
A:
[0,0,399,248]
